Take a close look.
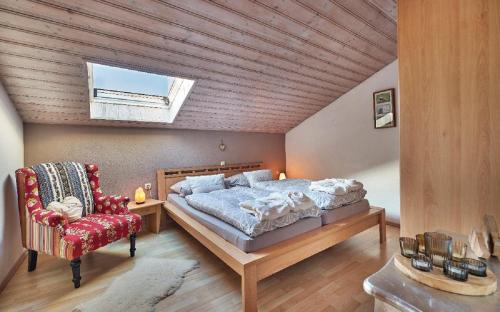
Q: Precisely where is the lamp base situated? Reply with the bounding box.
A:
[135,200,145,205]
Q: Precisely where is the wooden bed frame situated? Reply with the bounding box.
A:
[157,163,386,312]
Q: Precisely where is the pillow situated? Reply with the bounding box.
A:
[224,173,250,188]
[32,162,94,217]
[46,196,83,223]
[170,179,192,197]
[186,174,225,194]
[243,169,273,187]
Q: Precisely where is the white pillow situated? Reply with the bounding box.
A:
[47,196,83,223]
[243,170,273,187]
[170,179,192,197]
[224,173,250,188]
[186,174,225,194]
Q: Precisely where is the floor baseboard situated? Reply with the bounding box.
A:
[0,250,27,295]
[387,220,400,228]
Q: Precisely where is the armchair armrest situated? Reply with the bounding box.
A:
[94,195,130,214]
[16,168,67,236]
[31,208,67,236]
[31,208,66,227]
[85,164,130,215]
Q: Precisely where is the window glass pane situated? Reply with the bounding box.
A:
[92,63,172,96]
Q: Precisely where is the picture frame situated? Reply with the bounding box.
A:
[373,88,396,129]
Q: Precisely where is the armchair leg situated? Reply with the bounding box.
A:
[28,250,38,272]
[70,258,81,288]
[130,233,136,257]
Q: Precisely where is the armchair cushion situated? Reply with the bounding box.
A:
[32,162,95,216]
[62,213,141,260]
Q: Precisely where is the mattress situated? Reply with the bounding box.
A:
[321,199,370,225]
[252,179,367,210]
[167,194,322,253]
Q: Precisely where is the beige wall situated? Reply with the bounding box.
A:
[399,0,500,236]
[0,82,24,286]
[24,124,285,199]
[286,61,400,223]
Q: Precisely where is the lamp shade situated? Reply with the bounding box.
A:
[135,187,146,204]
[279,172,286,180]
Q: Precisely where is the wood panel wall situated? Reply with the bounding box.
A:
[399,0,500,236]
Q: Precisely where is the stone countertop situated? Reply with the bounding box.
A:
[364,232,499,312]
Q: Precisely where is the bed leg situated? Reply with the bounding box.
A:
[242,264,258,312]
[379,209,386,244]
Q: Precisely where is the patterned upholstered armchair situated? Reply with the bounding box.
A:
[15,162,142,288]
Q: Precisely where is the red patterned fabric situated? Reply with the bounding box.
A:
[16,164,142,260]
[31,209,65,228]
[16,167,66,235]
[85,164,130,214]
[63,213,141,259]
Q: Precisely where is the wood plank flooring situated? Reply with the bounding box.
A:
[0,224,399,311]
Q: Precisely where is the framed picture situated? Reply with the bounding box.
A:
[373,88,396,129]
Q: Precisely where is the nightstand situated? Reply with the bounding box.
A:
[128,199,164,233]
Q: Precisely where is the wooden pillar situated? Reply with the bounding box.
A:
[241,264,257,312]
[379,209,386,244]
[399,0,500,236]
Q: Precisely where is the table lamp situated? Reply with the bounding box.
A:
[135,187,146,204]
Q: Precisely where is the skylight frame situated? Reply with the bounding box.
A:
[86,62,196,123]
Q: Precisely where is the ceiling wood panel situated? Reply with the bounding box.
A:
[28,0,360,88]
[0,7,348,93]
[232,0,395,60]
[0,27,338,96]
[0,41,336,101]
[134,0,378,75]
[0,13,343,94]
[0,0,397,133]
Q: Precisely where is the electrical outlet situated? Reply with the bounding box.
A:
[144,183,152,190]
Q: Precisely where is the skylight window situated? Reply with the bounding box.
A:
[87,63,195,123]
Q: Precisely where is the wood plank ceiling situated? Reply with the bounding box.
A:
[0,0,397,133]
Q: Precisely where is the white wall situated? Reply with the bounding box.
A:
[0,82,24,286]
[286,61,400,223]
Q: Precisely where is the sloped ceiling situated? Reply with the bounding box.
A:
[0,0,397,133]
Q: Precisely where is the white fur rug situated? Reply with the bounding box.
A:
[73,258,198,312]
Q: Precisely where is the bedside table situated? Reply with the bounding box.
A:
[128,199,164,233]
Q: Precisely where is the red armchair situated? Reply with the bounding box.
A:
[15,162,141,288]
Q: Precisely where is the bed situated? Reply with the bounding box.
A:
[158,162,386,312]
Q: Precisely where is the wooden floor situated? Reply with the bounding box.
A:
[0,224,399,312]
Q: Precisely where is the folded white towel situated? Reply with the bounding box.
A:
[240,191,316,221]
[309,178,363,195]
[240,192,291,221]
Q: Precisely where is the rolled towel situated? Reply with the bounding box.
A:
[343,179,363,192]
[46,196,83,223]
[287,191,316,212]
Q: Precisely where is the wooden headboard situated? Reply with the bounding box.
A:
[157,162,262,200]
